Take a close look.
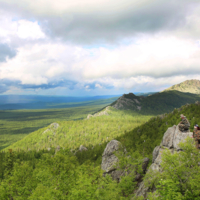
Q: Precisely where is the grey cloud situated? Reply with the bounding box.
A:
[0,0,198,44]
[39,0,193,44]
[0,78,78,91]
[0,43,17,62]
[0,77,114,94]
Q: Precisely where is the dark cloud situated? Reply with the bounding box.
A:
[0,0,197,45]
[21,79,77,90]
[0,43,17,62]
[0,78,115,94]
[39,0,192,44]
[0,78,78,91]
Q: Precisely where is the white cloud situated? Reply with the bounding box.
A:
[17,20,45,39]
[81,36,200,79]
[1,35,200,92]
[95,83,102,89]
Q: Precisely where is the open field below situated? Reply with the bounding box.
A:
[0,98,118,150]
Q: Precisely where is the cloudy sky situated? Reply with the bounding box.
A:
[0,0,200,96]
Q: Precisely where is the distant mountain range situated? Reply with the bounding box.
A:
[111,79,200,114]
[163,79,200,94]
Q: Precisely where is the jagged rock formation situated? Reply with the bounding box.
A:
[111,93,143,111]
[87,106,110,119]
[43,122,59,135]
[134,124,193,198]
[101,140,149,182]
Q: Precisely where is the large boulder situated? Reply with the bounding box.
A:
[101,140,125,173]
[173,125,192,150]
[161,125,176,148]
[101,140,127,181]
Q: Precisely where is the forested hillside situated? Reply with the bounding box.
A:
[1,102,200,199]
[111,90,200,115]
[0,98,118,151]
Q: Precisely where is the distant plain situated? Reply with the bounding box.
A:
[0,97,119,150]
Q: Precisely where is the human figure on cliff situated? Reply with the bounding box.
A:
[178,114,190,132]
[193,124,200,149]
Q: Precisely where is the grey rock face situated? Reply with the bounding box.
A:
[134,124,193,198]
[79,145,88,152]
[161,125,176,148]
[173,126,192,150]
[101,140,124,173]
[102,140,149,183]
[152,146,160,163]
[135,181,149,198]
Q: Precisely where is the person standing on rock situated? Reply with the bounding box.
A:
[178,114,190,132]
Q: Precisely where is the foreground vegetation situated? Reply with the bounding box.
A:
[0,98,117,150]
[1,102,200,199]
[143,138,200,200]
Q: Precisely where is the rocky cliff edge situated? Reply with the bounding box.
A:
[135,124,193,198]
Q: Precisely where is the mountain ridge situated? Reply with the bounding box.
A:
[110,90,200,114]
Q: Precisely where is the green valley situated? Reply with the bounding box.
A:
[1,101,200,199]
[0,97,118,150]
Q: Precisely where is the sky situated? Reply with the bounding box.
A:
[0,0,200,96]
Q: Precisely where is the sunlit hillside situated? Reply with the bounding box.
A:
[0,97,118,150]
[4,107,152,152]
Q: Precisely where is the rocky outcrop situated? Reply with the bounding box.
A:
[134,124,193,198]
[42,122,59,135]
[50,123,59,129]
[87,106,110,119]
[101,140,149,182]
[112,93,142,110]
[101,140,125,172]
[101,140,127,181]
